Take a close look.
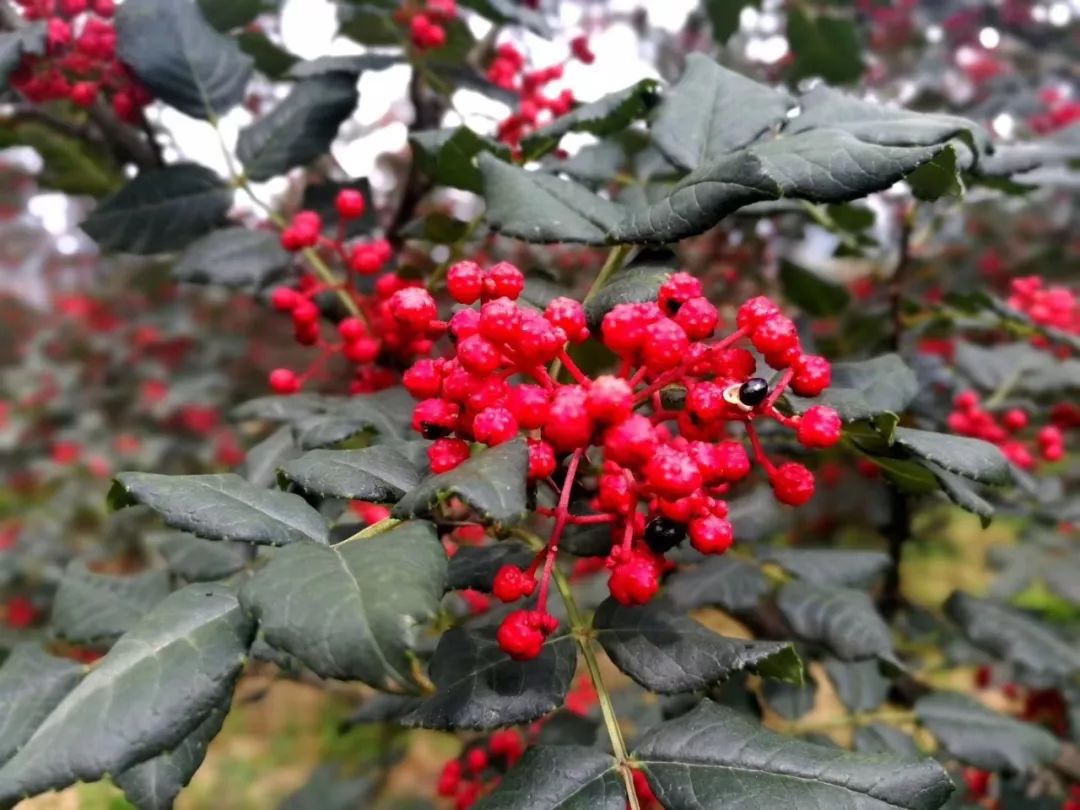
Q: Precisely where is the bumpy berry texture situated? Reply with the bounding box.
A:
[401,263,840,659]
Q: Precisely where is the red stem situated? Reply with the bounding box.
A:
[745,421,776,474]
[557,347,589,385]
[536,448,584,613]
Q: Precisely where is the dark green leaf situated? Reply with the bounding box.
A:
[853,724,921,757]
[522,79,660,158]
[475,747,621,810]
[279,444,425,502]
[342,694,422,727]
[289,53,402,79]
[173,227,291,291]
[457,0,552,37]
[779,260,850,316]
[945,592,1080,684]
[81,163,231,255]
[197,0,267,30]
[824,658,890,713]
[232,393,336,423]
[114,698,229,810]
[0,23,45,91]
[242,425,300,488]
[788,354,918,421]
[907,145,963,201]
[762,677,817,721]
[411,128,510,193]
[764,549,890,588]
[0,120,123,197]
[337,4,399,46]
[652,54,791,170]
[915,692,1060,772]
[0,584,254,803]
[117,0,253,119]
[239,521,446,690]
[292,387,414,449]
[279,766,376,810]
[393,438,529,526]
[300,179,376,237]
[543,142,627,184]
[926,464,994,524]
[583,249,675,329]
[235,30,298,79]
[776,581,898,665]
[611,130,952,245]
[666,556,770,614]
[634,700,954,810]
[594,598,801,694]
[50,563,172,645]
[446,542,535,591]
[704,0,759,44]
[0,645,83,766]
[786,8,864,85]
[479,152,625,244]
[402,627,576,730]
[238,73,358,181]
[150,531,249,582]
[893,427,1011,486]
[109,472,329,545]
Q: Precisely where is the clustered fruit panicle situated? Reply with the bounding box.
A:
[400,260,840,660]
[10,0,151,120]
[266,190,443,395]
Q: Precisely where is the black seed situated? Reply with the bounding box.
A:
[420,422,452,439]
[644,517,686,554]
[738,377,769,407]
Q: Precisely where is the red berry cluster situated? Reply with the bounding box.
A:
[1030,86,1080,135]
[485,37,595,147]
[10,0,152,120]
[267,190,443,395]
[400,0,456,50]
[948,390,1066,468]
[436,729,524,809]
[401,262,840,660]
[1008,275,1080,338]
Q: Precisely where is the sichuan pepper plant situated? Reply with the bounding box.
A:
[2,1,1080,809]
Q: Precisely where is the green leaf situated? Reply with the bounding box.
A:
[401,627,577,730]
[593,598,802,694]
[232,393,336,423]
[915,692,1061,772]
[763,549,890,588]
[0,584,254,803]
[522,79,660,158]
[150,531,249,582]
[779,260,850,316]
[652,54,791,170]
[393,438,529,526]
[787,354,918,421]
[776,581,898,666]
[291,387,415,449]
[117,0,253,120]
[242,425,300,489]
[114,698,229,810]
[892,427,1011,486]
[337,4,399,46]
[237,73,358,181]
[456,0,552,37]
[583,249,675,329]
[853,724,921,758]
[945,592,1080,684]
[634,700,954,809]
[704,0,759,44]
[81,163,231,255]
[666,556,770,614]
[0,120,123,197]
[173,227,291,291]
[907,145,963,201]
[109,472,329,546]
[289,53,402,79]
[542,142,628,184]
[235,30,298,79]
[446,541,535,591]
[786,7,864,85]
[611,130,953,245]
[0,645,83,767]
[474,747,622,810]
[926,464,994,524]
[279,444,425,503]
[478,152,625,244]
[763,677,817,720]
[0,22,45,91]
[279,766,376,810]
[197,0,267,30]
[411,128,510,193]
[868,456,942,495]
[300,179,376,237]
[240,521,445,690]
[50,563,172,645]
[824,658,890,713]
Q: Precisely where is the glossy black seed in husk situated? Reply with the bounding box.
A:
[738,377,769,407]
[644,517,686,554]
